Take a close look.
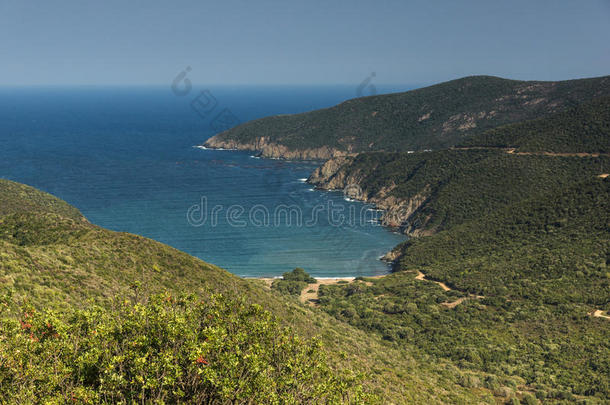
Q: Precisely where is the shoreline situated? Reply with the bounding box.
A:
[247,275,388,284]
[196,142,405,270]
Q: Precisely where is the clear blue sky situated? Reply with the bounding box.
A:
[1,0,609,86]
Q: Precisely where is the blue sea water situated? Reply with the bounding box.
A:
[0,85,407,277]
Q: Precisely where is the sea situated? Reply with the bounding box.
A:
[0,85,410,277]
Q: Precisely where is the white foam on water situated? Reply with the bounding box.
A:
[193,145,237,151]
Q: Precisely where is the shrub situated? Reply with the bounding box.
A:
[282,268,316,283]
[272,268,317,296]
[522,393,539,405]
[272,280,308,296]
[0,292,366,403]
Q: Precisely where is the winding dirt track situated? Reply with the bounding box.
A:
[452,146,610,158]
[591,310,610,320]
[415,271,484,308]
[415,271,451,291]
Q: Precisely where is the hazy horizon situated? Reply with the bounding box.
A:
[1,0,609,87]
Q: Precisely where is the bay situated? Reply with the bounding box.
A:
[0,85,408,277]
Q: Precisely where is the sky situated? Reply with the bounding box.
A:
[1,0,609,86]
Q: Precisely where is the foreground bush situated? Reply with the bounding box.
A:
[0,291,366,404]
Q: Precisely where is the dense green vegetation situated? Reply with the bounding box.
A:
[0,292,364,404]
[207,75,610,154]
[0,179,85,221]
[4,73,610,402]
[316,178,610,403]
[313,149,609,235]
[307,104,610,402]
[460,96,610,153]
[272,267,316,295]
[0,179,495,404]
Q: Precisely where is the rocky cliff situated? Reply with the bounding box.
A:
[203,135,351,160]
[308,157,435,238]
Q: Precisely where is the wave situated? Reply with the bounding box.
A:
[193,145,238,151]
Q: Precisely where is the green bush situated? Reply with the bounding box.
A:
[522,393,538,405]
[272,268,317,296]
[0,292,366,404]
[282,268,316,283]
[272,279,308,296]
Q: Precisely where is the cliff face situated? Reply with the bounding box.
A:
[204,135,351,160]
[308,157,435,237]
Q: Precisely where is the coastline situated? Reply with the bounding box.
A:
[202,135,354,161]
[198,139,407,271]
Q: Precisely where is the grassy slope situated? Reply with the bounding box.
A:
[0,179,493,404]
[317,178,610,402]
[207,75,610,153]
[459,96,610,153]
[0,180,85,221]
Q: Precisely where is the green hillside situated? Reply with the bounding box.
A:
[4,72,609,402]
[204,75,610,157]
[0,180,85,221]
[0,179,497,404]
[459,96,610,153]
[303,104,610,402]
[309,149,609,236]
[316,178,610,403]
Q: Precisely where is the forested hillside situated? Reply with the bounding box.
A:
[204,75,610,159]
[0,179,499,404]
[4,71,610,403]
[459,96,610,153]
[301,92,610,402]
[316,178,610,403]
[309,149,609,236]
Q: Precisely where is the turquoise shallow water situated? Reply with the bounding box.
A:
[0,86,407,277]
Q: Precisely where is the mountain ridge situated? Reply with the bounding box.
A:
[204,74,610,159]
